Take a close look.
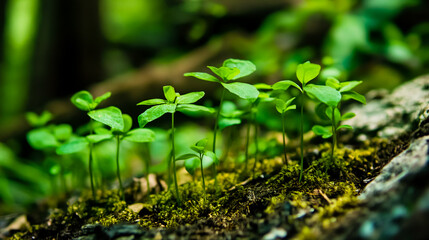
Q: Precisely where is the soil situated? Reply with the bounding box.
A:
[6,119,429,240]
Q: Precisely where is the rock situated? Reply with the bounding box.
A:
[344,75,429,138]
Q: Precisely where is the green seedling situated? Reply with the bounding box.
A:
[86,108,155,199]
[184,58,259,185]
[311,77,366,165]
[274,97,296,167]
[273,61,321,182]
[137,85,212,205]
[70,90,112,199]
[177,138,218,200]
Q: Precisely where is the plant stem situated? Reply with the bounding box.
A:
[281,113,288,166]
[171,112,181,205]
[252,113,259,179]
[143,143,150,195]
[88,143,96,199]
[212,88,225,188]
[244,117,251,175]
[200,153,206,200]
[116,135,124,200]
[331,107,337,165]
[299,93,304,183]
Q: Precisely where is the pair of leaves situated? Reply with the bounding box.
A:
[26,111,52,127]
[304,85,342,108]
[184,59,260,102]
[275,97,296,114]
[137,86,212,127]
[176,138,218,176]
[71,91,111,112]
[325,77,366,104]
[272,61,321,94]
[27,124,73,150]
[312,124,353,139]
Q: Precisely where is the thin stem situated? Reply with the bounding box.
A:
[252,113,259,179]
[88,143,96,199]
[212,88,225,188]
[171,112,181,205]
[200,153,206,200]
[244,117,251,175]
[331,107,337,166]
[282,113,288,166]
[116,135,124,200]
[299,93,304,183]
[143,143,150,195]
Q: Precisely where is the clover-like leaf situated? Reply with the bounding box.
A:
[71,91,94,111]
[339,81,362,92]
[342,91,366,104]
[183,72,220,83]
[27,128,59,150]
[176,91,205,104]
[163,86,176,102]
[304,84,341,107]
[223,59,256,80]
[26,111,52,127]
[56,137,88,155]
[221,82,259,102]
[272,80,302,92]
[94,92,111,104]
[137,99,167,106]
[208,66,240,81]
[138,104,176,128]
[88,106,124,131]
[123,129,155,143]
[296,61,321,84]
[312,125,333,138]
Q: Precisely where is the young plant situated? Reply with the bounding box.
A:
[70,90,112,199]
[184,58,259,184]
[273,61,321,182]
[176,138,218,200]
[86,109,155,199]
[274,97,296,167]
[311,77,366,165]
[137,86,212,205]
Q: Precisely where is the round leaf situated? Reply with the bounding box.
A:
[163,86,176,102]
[184,158,200,175]
[222,59,256,80]
[221,82,259,102]
[27,128,59,150]
[304,84,341,107]
[124,128,155,143]
[56,137,88,155]
[71,90,94,111]
[296,61,321,84]
[53,124,73,141]
[312,125,332,138]
[88,106,124,131]
[122,114,133,133]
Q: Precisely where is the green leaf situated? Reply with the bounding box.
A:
[286,105,296,111]
[253,83,272,90]
[138,104,176,127]
[339,81,362,92]
[183,72,219,83]
[272,80,302,92]
[53,124,73,141]
[315,103,329,121]
[325,77,340,90]
[184,158,200,175]
[94,127,111,135]
[88,106,124,131]
[208,66,240,81]
[296,61,321,84]
[137,99,167,106]
[176,91,205,104]
[26,111,52,127]
[71,90,94,111]
[56,137,88,155]
[219,118,241,130]
[177,153,199,161]
[94,92,111,104]
[312,125,332,138]
[223,59,256,80]
[275,99,286,114]
[27,128,59,150]
[341,112,356,121]
[221,82,259,101]
[304,84,341,107]
[86,134,113,143]
[196,138,208,148]
[204,151,218,165]
[122,114,133,133]
[163,86,176,102]
[124,128,155,142]
[337,125,353,130]
[176,104,214,115]
[342,91,366,104]
[191,145,205,153]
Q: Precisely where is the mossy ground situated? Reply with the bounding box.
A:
[11,137,400,239]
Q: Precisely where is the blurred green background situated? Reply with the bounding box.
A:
[0,0,428,213]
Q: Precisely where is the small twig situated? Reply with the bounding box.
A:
[318,189,332,204]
